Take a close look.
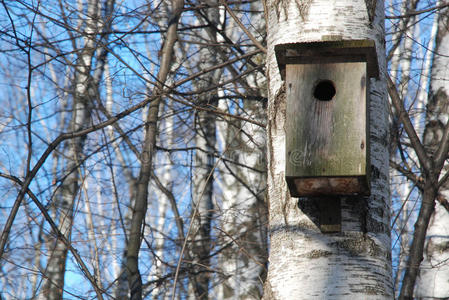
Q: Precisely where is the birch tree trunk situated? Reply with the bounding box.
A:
[214,1,268,298]
[215,97,267,299]
[186,3,222,298]
[38,1,101,298]
[188,54,219,300]
[143,97,176,299]
[415,7,449,297]
[263,0,393,298]
[103,58,134,299]
[189,105,216,299]
[145,2,174,296]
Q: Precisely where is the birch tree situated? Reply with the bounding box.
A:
[385,2,449,297]
[263,0,393,298]
[187,4,220,298]
[414,5,449,298]
[38,1,112,298]
[215,97,267,299]
[213,2,268,298]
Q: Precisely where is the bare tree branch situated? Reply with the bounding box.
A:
[387,74,431,173]
[219,0,267,53]
[0,173,106,299]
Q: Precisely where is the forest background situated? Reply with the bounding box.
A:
[0,0,448,299]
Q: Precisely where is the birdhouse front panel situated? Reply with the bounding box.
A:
[285,62,370,197]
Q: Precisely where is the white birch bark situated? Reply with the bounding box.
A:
[415,6,449,298]
[146,100,174,298]
[38,1,101,298]
[189,106,216,299]
[390,6,420,294]
[263,0,392,298]
[392,3,438,297]
[81,174,103,289]
[212,2,268,298]
[415,4,439,139]
[215,97,267,300]
[104,58,135,299]
[143,4,174,296]
[188,67,220,300]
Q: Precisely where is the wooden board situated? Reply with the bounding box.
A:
[275,39,379,79]
[318,197,341,233]
[285,62,370,197]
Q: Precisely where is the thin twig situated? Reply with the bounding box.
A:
[219,0,267,53]
[0,173,106,299]
[386,2,449,19]
[387,74,431,173]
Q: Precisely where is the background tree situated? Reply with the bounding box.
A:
[38,1,114,298]
[0,0,267,299]
[387,1,449,298]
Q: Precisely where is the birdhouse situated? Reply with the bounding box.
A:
[275,40,379,197]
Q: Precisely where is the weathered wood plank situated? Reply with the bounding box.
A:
[285,62,369,196]
[275,39,379,79]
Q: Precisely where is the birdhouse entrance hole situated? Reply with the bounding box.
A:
[313,80,336,101]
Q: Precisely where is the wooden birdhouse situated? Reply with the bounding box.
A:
[275,40,379,197]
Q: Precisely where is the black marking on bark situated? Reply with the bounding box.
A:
[282,188,290,226]
[273,0,287,20]
[272,0,311,20]
[366,196,389,234]
[272,83,285,130]
[424,88,449,153]
[294,0,311,21]
[371,164,380,179]
[364,0,377,24]
[361,196,368,234]
[350,283,390,296]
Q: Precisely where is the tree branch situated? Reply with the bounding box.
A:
[387,74,431,173]
[219,0,267,53]
[386,2,449,19]
[0,173,106,299]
